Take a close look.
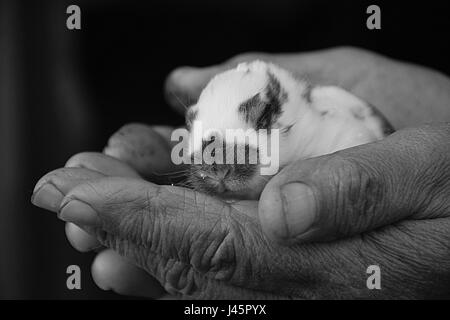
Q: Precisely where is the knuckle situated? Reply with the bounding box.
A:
[65,151,94,168]
[158,231,235,297]
[95,183,153,241]
[190,205,237,279]
[152,187,238,279]
[154,202,239,297]
[159,259,198,296]
[77,179,104,199]
[106,123,142,147]
[320,155,386,235]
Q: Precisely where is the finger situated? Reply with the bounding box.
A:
[91,249,166,299]
[103,123,180,182]
[48,168,450,298]
[56,177,280,298]
[164,53,269,113]
[151,125,177,144]
[66,152,141,178]
[32,167,105,212]
[63,153,141,252]
[259,124,450,244]
[34,167,165,294]
[31,168,105,251]
[65,222,101,252]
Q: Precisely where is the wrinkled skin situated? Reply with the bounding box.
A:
[32,47,450,299]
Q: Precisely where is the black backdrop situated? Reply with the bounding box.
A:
[0,0,449,299]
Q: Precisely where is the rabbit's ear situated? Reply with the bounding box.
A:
[237,60,268,74]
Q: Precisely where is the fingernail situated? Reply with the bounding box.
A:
[65,223,103,252]
[59,199,100,226]
[280,183,316,238]
[31,183,64,212]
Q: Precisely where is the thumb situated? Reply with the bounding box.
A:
[259,124,450,245]
[164,53,268,114]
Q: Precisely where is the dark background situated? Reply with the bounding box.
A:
[0,0,449,299]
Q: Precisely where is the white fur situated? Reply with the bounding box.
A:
[188,61,389,198]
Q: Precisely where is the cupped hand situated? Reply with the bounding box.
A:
[165,46,450,246]
[32,47,450,298]
[32,122,450,299]
[33,124,174,298]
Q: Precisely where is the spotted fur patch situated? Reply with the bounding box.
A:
[238,71,288,130]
